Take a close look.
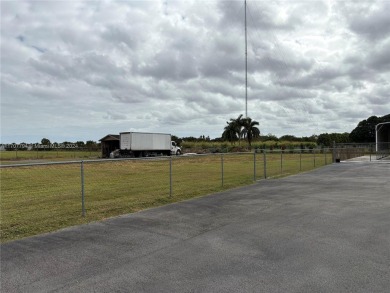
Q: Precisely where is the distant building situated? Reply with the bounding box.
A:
[99,134,120,158]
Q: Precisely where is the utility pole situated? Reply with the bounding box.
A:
[245,0,248,118]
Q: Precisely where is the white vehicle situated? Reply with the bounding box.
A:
[110,132,181,158]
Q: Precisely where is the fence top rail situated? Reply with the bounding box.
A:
[0,152,259,168]
[0,160,85,168]
[0,156,177,168]
[0,148,348,168]
[335,143,377,147]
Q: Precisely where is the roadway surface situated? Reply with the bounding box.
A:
[1,160,389,292]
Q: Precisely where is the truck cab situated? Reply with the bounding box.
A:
[171,141,181,155]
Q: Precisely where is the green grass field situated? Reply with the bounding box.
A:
[0,150,101,163]
[0,152,331,243]
[180,140,317,150]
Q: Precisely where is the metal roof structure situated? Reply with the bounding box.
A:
[375,122,390,152]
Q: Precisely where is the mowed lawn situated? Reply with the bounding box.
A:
[0,150,101,163]
[0,152,331,242]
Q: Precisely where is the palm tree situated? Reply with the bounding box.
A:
[222,122,239,144]
[241,117,260,147]
[222,114,260,147]
[222,114,244,144]
[232,114,245,144]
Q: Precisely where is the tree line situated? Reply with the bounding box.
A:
[3,114,388,151]
[217,113,390,148]
[1,139,100,151]
[317,114,390,146]
[349,114,390,143]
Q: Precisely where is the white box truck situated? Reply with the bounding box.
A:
[110,132,181,158]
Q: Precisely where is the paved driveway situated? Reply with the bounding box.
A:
[1,161,389,292]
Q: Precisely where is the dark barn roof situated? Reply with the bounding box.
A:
[99,134,120,142]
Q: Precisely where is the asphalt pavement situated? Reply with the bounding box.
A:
[1,160,389,292]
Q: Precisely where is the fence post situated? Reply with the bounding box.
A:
[314,150,316,167]
[280,151,283,175]
[263,150,267,179]
[300,150,302,171]
[221,154,224,187]
[81,161,85,217]
[370,144,372,161]
[169,156,172,197]
[325,149,327,165]
[253,151,256,181]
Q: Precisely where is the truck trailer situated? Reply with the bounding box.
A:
[110,132,181,158]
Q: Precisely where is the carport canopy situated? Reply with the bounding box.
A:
[376,122,390,151]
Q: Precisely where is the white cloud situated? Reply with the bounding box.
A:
[1,0,389,143]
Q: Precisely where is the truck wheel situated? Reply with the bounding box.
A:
[176,150,181,156]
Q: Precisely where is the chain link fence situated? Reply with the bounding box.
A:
[376,142,390,160]
[0,148,372,242]
[334,143,390,161]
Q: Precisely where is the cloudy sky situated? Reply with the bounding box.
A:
[1,0,389,143]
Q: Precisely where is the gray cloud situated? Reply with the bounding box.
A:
[366,39,390,72]
[218,1,303,31]
[1,0,389,143]
[347,2,390,41]
[138,49,199,80]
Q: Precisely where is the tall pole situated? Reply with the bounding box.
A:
[245,0,248,118]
